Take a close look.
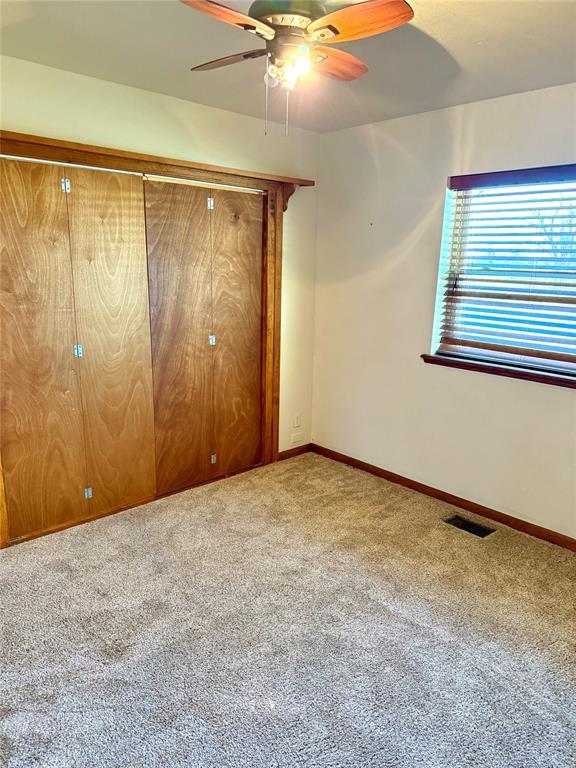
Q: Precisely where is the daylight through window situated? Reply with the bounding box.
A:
[430,166,576,383]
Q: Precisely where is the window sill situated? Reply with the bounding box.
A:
[421,354,576,390]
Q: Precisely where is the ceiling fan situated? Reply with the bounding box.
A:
[180,0,414,130]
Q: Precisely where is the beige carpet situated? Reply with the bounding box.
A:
[1,453,575,768]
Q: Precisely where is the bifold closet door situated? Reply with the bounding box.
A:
[145,182,264,493]
[66,167,156,516]
[0,159,88,539]
[211,189,263,477]
[145,181,213,494]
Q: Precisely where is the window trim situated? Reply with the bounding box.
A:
[425,163,576,389]
[421,353,576,390]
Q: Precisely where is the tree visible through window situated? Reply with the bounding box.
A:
[429,165,576,383]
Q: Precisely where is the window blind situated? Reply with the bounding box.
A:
[431,165,576,380]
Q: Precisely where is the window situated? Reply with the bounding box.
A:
[424,164,576,388]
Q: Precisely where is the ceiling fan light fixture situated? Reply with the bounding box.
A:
[267,62,280,78]
[181,0,415,130]
[267,44,312,91]
[294,44,312,77]
[281,61,298,90]
[295,56,311,77]
[264,70,279,88]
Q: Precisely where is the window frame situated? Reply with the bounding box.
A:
[423,163,576,390]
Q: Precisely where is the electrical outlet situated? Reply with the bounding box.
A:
[292,413,302,429]
[290,433,302,446]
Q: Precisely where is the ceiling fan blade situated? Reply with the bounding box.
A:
[179,0,275,40]
[307,0,413,43]
[191,49,267,71]
[313,47,368,81]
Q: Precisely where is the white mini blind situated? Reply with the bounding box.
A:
[432,165,576,380]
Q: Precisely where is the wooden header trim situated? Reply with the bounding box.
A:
[0,131,315,203]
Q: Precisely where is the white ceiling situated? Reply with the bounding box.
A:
[1,0,575,132]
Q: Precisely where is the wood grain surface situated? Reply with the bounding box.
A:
[313,47,369,81]
[0,143,287,546]
[0,159,88,538]
[0,131,315,190]
[145,180,214,494]
[66,167,156,516]
[211,189,263,477]
[308,0,413,43]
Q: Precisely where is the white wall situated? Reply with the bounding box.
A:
[0,55,318,451]
[313,83,576,539]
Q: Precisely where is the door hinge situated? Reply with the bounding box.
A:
[210,454,217,465]
[209,334,216,347]
[61,178,71,193]
[84,487,93,500]
[207,196,214,210]
[73,343,84,358]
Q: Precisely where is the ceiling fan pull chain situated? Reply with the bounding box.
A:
[285,89,289,137]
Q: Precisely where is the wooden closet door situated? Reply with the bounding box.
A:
[211,190,263,477]
[65,168,156,516]
[0,159,88,539]
[145,181,213,494]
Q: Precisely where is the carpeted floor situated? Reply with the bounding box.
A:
[1,453,575,768]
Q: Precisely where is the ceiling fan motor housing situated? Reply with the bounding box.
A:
[249,0,325,25]
[267,30,308,68]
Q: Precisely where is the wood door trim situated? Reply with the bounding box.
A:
[272,187,284,461]
[0,131,315,193]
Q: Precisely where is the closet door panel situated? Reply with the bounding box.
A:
[145,181,213,494]
[66,168,156,516]
[0,159,88,538]
[211,190,263,477]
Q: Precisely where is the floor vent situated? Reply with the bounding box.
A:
[444,514,495,538]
